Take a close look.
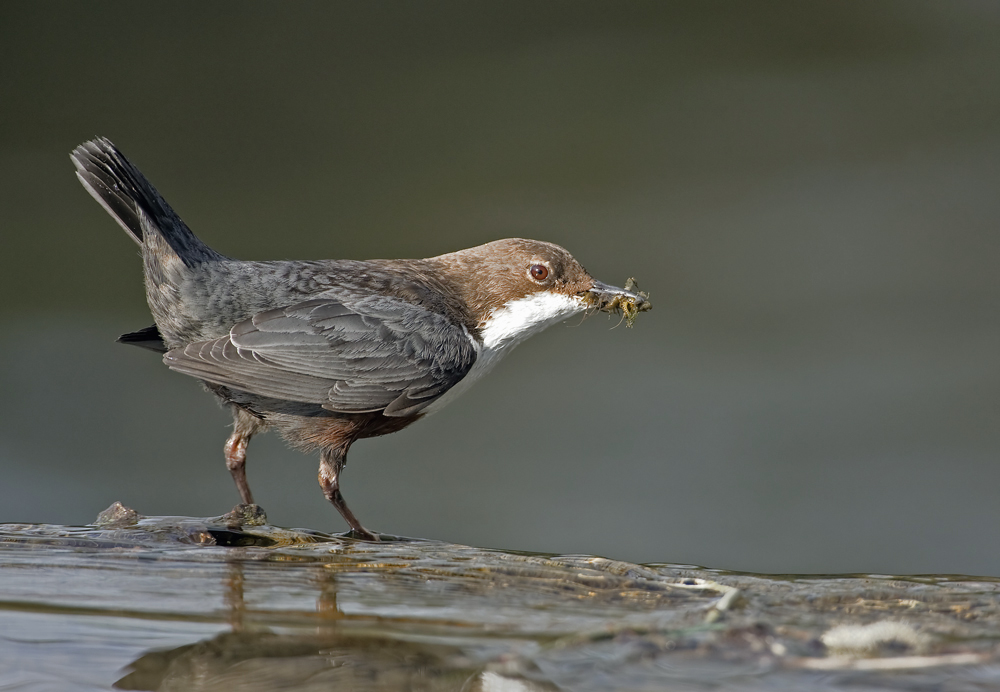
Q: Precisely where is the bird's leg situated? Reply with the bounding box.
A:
[224,431,254,505]
[319,448,378,541]
[224,407,264,507]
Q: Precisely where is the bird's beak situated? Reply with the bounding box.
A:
[581,279,652,325]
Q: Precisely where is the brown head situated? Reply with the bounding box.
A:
[428,239,594,320]
[424,238,650,346]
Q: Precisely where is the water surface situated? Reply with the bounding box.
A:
[3,508,999,691]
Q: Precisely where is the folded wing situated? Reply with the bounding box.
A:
[164,296,477,417]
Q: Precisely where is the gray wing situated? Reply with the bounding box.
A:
[163,297,478,417]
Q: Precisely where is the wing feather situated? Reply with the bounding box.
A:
[164,296,477,416]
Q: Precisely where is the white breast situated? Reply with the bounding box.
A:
[423,291,586,415]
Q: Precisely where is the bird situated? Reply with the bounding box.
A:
[71,137,650,540]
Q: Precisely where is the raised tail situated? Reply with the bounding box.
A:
[71,138,223,267]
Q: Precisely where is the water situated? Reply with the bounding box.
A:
[2,507,1000,691]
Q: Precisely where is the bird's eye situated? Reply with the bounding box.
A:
[529,264,549,281]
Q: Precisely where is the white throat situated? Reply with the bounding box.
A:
[480,290,587,350]
[423,291,586,414]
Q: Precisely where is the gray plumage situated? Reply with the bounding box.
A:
[166,296,476,417]
[72,138,479,414]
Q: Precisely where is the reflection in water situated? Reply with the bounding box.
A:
[117,544,555,692]
[116,630,491,692]
[223,561,247,633]
[2,508,998,691]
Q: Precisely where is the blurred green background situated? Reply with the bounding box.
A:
[1,1,998,575]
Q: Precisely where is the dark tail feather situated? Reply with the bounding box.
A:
[117,324,167,353]
[71,138,224,267]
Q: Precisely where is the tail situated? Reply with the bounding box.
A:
[71,138,224,267]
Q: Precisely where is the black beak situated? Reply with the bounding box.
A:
[581,279,651,326]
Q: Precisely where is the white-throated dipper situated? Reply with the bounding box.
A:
[71,137,650,540]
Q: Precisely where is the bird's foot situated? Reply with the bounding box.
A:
[343,526,381,542]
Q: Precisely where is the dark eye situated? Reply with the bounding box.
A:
[529,264,549,281]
